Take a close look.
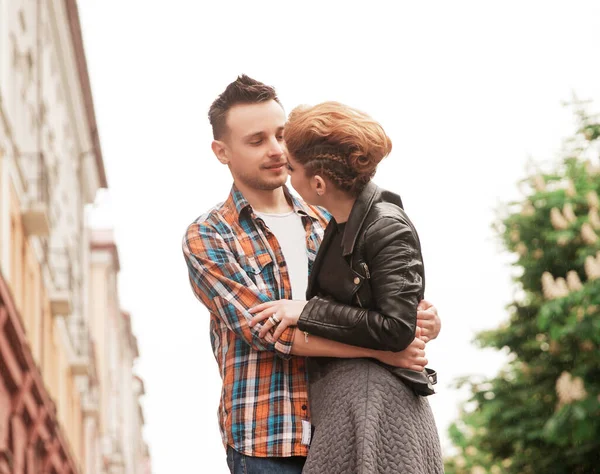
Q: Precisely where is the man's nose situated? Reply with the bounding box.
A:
[267,137,284,156]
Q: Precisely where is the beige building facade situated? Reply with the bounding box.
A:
[0,1,150,473]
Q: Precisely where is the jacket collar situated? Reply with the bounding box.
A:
[340,181,404,256]
[307,181,404,298]
[340,181,379,256]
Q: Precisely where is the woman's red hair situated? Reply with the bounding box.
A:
[284,102,392,196]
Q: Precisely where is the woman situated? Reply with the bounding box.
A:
[250,102,443,473]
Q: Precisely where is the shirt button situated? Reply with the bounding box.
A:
[353,277,360,285]
[301,404,307,411]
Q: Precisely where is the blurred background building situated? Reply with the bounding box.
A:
[0,1,151,473]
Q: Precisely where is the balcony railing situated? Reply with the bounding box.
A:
[68,318,90,376]
[103,435,125,470]
[45,246,73,317]
[19,152,51,236]
[81,386,99,418]
[73,319,89,357]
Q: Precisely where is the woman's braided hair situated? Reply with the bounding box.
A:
[284,102,392,196]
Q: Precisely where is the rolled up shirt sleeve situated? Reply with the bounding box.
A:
[183,221,296,358]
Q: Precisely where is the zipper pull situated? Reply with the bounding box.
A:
[361,263,371,279]
[304,331,309,343]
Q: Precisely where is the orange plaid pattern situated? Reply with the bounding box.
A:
[182,184,329,457]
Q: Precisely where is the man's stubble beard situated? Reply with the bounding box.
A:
[235,169,287,192]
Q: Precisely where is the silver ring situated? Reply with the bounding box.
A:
[268,315,280,326]
[272,313,281,324]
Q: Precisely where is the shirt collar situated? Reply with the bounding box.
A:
[226,183,320,223]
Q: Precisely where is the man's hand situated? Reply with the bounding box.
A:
[417,299,441,343]
[248,300,308,340]
[374,327,428,372]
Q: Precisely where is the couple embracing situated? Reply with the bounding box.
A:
[183,75,444,474]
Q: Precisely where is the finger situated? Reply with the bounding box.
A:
[249,308,277,327]
[249,301,276,314]
[272,321,291,341]
[412,346,426,356]
[417,315,434,325]
[410,350,425,360]
[414,327,426,345]
[421,335,430,343]
[416,323,432,336]
[415,348,426,358]
[418,315,435,327]
[412,340,425,350]
[417,299,432,311]
[421,321,435,331]
[259,319,276,338]
[417,310,434,320]
[409,364,426,372]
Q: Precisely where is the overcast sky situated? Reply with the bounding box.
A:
[78,2,600,472]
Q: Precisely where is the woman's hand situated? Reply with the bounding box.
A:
[375,327,428,371]
[249,300,308,340]
[417,299,441,343]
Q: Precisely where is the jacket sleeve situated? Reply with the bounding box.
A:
[297,217,423,352]
[183,220,296,358]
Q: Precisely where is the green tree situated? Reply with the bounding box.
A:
[445,106,600,474]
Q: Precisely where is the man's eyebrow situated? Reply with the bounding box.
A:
[242,131,265,140]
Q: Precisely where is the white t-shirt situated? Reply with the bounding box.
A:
[255,210,309,300]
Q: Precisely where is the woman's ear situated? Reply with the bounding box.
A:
[313,175,327,196]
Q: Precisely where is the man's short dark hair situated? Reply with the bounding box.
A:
[208,75,281,140]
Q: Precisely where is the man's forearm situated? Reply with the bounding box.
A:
[289,328,379,359]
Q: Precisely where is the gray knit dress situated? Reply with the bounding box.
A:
[302,358,444,474]
[301,221,444,474]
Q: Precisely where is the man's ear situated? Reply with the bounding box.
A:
[212,140,229,165]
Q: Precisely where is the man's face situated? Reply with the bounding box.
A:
[218,100,288,191]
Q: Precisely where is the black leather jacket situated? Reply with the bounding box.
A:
[298,181,425,352]
[298,182,436,395]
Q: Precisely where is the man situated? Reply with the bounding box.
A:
[182,75,441,474]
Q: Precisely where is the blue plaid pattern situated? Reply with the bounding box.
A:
[183,184,329,457]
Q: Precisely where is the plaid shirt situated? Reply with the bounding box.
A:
[182,184,330,458]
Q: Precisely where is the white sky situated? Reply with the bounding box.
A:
[78,2,600,473]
